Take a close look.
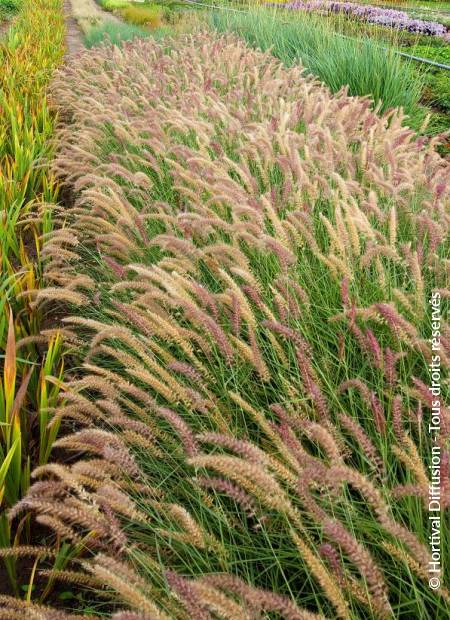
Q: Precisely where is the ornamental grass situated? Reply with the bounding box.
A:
[4,32,448,619]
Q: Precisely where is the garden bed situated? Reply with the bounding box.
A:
[2,28,449,619]
[0,3,449,619]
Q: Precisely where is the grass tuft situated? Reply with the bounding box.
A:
[84,18,151,47]
[211,7,424,116]
[15,31,448,619]
[119,3,162,28]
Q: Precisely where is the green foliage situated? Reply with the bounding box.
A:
[211,8,424,116]
[0,0,21,19]
[98,0,130,10]
[407,45,450,115]
[84,19,151,47]
[423,71,450,113]
[119,3,162,27]
[409,43,450,64]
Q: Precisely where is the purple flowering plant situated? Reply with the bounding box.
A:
[276,1,448,37]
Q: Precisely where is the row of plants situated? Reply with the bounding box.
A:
[88,1,448,134]
[335,0,450,115]
[261,0,450,45]
[415,43,450,135]
[271,0,448,37]
[97,0,189,28]
[2,29,448,620]
[85,0,450,138]
[99,0,164,27]
[215,5,450,145]
[396,5,450,29]
[213,9,424,114]
[84,18,152,46]
[348,0,450,15]
[85,1,203,46]
[0,0,66,598]
[233,1,450,124]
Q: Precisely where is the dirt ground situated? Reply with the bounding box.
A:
[64,0,85,56]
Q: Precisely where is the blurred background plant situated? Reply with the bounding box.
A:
[84,18,152,46]
[212,8,424,115]
[0,0,21,23]
[118,3,163,27]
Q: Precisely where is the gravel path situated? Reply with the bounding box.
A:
[64,0,122,56]
[64,0,85,56]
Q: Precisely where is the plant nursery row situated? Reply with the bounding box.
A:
[0,0,448,619]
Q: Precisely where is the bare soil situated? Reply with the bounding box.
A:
[64,0,85,56]
[0,18,12,39]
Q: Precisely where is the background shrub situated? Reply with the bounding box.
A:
[84,18,151,46]
[119,3,162,27]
